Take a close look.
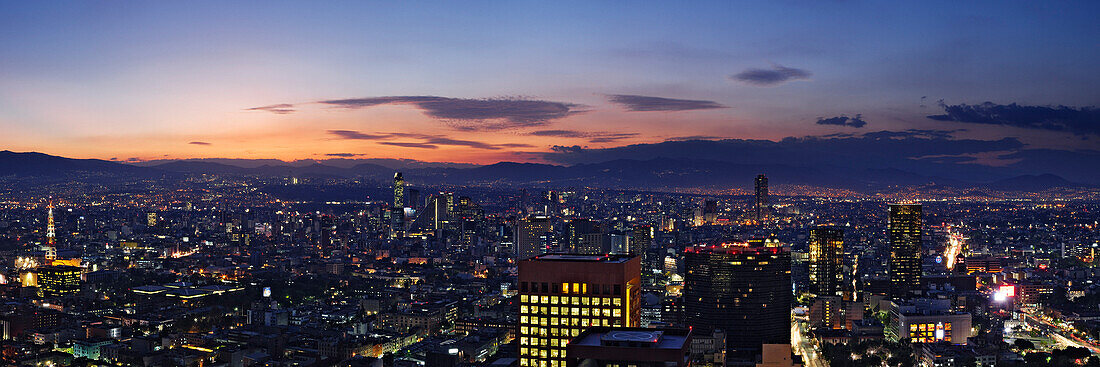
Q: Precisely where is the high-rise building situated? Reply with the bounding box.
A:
[630,225,653,258]
[683,241,791,361]
[319,215,335,257]
[809,226,845,297]
[703,200,718,225]
[146,212,157,227]
[517,254,641,367]
[393,172,406,208]
[754,174,770,221]
[516,216,554,259]
[889,203,923,299]
[37,265,81,296]
[563,218,598,253]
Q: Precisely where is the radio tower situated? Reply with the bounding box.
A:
[45,202,57,261]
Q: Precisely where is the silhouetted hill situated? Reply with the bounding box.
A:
[0,151,1089,193]
[153,161,246,174]
[0,150,159,177]
[987,174,1077,191]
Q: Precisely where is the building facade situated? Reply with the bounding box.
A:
[517,254,641,367]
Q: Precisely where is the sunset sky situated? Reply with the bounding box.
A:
[1,1,1097,165]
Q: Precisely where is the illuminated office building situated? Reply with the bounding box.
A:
[683,241,790,360]
[393,172,405,208]
[888,203,923,299]
[517,254,641,367]
[809,226,845,297]
[516,216,554,259]
[37,265,81,297]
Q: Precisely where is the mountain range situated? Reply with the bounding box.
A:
[0,150,1089,193]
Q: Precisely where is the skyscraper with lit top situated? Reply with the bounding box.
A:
[888,203,923,299]
[517,254,640,367]
[683,240,790,361]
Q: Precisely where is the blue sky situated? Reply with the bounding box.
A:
[0,1,1097,164]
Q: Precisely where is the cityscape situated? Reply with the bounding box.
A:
[1,2,1099,367]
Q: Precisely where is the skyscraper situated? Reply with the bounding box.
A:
[517,254,641,367]
[809,226,845,297]
[390,173,406,238]
[754,174,769,221]
[393,172,405,208]
[630,224,653,257]
[888,203,923,299]
[515,215,554,259]
[683,241,791,361]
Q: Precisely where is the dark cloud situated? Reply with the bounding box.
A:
[816,114,868,128]
[927,102,1100,135]
[319,96,585,130]
[327,130,390,140]
[667,135,724,141]
[541,131,1035,183]
[862,129,966,139]
[530,130,638,143]
[327,130,531,150]
[380,142,439,149]
[188,141,212,146]
[550,145,585,154]
[325,153,363,157]
[730,64,811,86]
[246,103,296,114]
[605,94,726,112]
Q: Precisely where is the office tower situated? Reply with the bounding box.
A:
[407,189,420,210]
[517,254,641,367]
[888,203,923,299]
[389,207,405,239]
[683,241,791,361]
[146,212,157,227]
[393,172,405,208]
[319,215,335,257]
[630,224,653,257]
[577,232,609,255]
[37,265,81,296]
[564,218,598,253]
[566,327,692,367]
[809,226,845,297]
[703,200,717,224]
[754,174,770,221]
[516,216,554,259]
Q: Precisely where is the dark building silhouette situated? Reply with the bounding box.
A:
[809,226,845,297]
[683,241,791,361]
[889,203,923,299]
[754,174,769,221]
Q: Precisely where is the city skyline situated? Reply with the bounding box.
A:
[1,1,1098,173]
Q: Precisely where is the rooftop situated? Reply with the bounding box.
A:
[525,253,635,263]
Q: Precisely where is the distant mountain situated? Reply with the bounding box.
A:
[0,150,160,177]
[0,151,1089,193]
[986,174,1078,191]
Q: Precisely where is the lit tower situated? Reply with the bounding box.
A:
[754,174,770,221]
[45,202,57,261]
[809,226,845,297]
[393,172,406,208]
[888,203,923,299]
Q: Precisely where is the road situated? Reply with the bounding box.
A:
[1021,311,1100,354]
[792,319,826,367]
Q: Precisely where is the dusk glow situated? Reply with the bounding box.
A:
[1,2,1097,172]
